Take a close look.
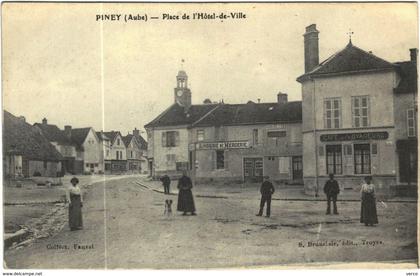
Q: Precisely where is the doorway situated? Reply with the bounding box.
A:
[243,157,263,183]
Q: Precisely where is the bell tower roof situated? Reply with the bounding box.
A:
[177,70,187,78]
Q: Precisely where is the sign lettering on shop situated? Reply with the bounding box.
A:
[196,141,250,150]
[320,131,389,142]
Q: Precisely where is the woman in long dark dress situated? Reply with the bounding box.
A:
[67,177,83,231]
[177,171,196,216]
[360,176,378,226]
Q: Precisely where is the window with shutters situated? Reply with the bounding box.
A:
[407,109,416,137]
[162,131,179,147]
[352,96,370,128]
[216,150,225,169]
[324,98,341,129]
[326,145,342,174]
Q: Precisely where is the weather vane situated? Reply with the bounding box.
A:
[181,59,185,69]
[347,29,354,43]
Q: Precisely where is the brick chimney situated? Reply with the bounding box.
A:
[42,118,47,125]
[410,48,417,64]
[304,24,320,73]
[18,116,26,122]
[133,128,140,138]
[64,125,72,139]
[277,92,288,104]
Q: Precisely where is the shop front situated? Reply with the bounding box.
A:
[191,140,303,185]
[303,129,397,195]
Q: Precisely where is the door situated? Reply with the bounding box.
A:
[292,156,303,180]
[243,157,263,183]
[22,159,29,177]
[398,143,418,184]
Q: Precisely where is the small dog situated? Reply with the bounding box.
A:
[164,199,173,217]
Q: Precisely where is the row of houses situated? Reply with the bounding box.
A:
[3,111,148,178]
[145,24,417,197]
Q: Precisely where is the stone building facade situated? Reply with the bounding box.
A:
[145,71,303,184]
[297,24,417,196]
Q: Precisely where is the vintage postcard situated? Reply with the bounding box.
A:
[1,2,418,270]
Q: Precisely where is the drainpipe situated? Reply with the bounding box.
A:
[312,78,319,197]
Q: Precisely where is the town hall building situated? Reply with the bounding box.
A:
[145,71,303,184]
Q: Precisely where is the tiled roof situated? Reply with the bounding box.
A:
[144,101,302,129]
[122,134,134,148]
[70,128,91,148]
[3,110,62,161]
[193,101,302,127]
[33,123,73,146]
[96,131,110,142]
[102,131,122,145]
[394,61,417,94]
[144,103,219,128]
[134,134,148,150]
[297,42,395,82]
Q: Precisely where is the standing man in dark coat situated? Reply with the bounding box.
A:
[177,171,196,216]
[160,174,171,194]
[324,173,340,215]
[256,176,275,217]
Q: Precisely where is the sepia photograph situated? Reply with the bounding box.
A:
[1,2,418,270]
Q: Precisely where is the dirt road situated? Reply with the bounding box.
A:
[5,176,417,269]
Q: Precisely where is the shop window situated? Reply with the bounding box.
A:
[352,96,370,128]
[253,129,259,145]
[326,145,342,174]
[324,98,341,129]
[162,131,179,147]
[197,129,204,141]
[216,150,225,169]
[354,144,371,174]
[407,109,416,137]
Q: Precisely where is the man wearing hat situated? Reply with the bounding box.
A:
[324,173,340,215]
[256,176,275,217]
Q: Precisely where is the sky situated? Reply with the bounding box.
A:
[2,2,418,136]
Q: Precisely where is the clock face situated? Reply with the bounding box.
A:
[177,90,184,97]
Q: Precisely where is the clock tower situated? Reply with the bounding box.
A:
[174,70,191,108]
